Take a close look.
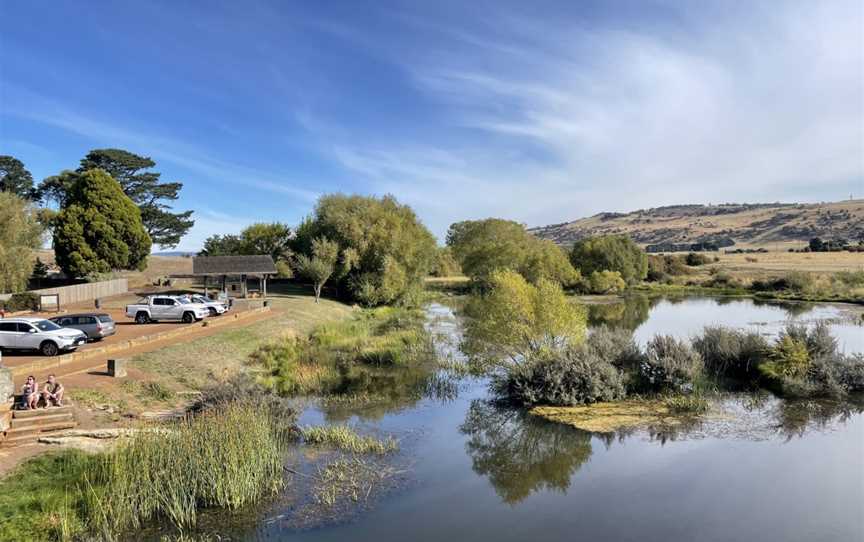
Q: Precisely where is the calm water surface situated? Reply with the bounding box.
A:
[248,297,864,541]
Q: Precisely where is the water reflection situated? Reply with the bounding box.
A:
[586,295,654,331]
[321,365,459,423]
[459,400,592,504]
[458,393,864,506]
[770,396,864,439]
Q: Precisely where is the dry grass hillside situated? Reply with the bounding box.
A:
[529,200,864,249]
[34,251,192,289]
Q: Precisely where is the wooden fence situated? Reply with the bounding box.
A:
[0,279,128,306]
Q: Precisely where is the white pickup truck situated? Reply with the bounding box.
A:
[126,295,210,324]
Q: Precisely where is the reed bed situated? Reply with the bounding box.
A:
[89,403,287,536]
[0,403,289,541]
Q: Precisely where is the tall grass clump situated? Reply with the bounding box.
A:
[252,338,340,395]
[90,403,287,536]
[310,306,431,366]
[251,307,433,397]
[301,424,398,455]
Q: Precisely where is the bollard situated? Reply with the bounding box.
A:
[107,358,128,378]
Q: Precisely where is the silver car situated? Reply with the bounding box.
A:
[0,317,87,356]
[50,313,117,341]
[188,294,229,316]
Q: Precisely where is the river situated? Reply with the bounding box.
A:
[232,296,864,541]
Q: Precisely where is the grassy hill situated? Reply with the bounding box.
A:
[529,200,864,249]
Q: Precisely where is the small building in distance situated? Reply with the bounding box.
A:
[190,255,277,298]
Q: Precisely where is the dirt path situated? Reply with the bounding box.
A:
[11,309,275,386]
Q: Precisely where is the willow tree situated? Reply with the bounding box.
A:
[294,194,437,306]
[446,218,580,287]
[463,269,587,371]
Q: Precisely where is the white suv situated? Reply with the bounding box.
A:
[0,317,88,356]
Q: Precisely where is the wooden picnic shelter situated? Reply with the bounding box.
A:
[191,255,277,298]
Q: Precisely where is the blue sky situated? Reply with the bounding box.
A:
[1,0,862,250]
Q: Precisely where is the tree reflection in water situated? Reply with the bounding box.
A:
[586,295,655,331]
[459,400,593,504]
[771,395,864,439]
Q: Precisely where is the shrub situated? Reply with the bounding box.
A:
[692,326,769,379]
[685,252,711,266]
[834,270,864,288]
[781,322,837,359]
[570,235,648,284]
[492,346,626,406]
[585,326,644,371]
[762,334,811,379]
[638,335,702,392]
[463,270,587,370]
[587,270,626,294]
[1,291,39,312]
[705,269,743,289]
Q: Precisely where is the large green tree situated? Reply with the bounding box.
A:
[39,149,193,248]
[200,234,244,256]
[0,192,44,293]
[236,222,292,261]
[569,235,648,284]
[200,223,292,260]
[293,194,437,306]
[446,218,580,287]
[53,169,151,277]
[79,149,193,248]
[0,155,37,200]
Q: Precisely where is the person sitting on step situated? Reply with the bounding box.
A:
[21,375,39,410]
[41,374,64,407]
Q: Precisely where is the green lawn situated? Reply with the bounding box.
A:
[128,284,356,397]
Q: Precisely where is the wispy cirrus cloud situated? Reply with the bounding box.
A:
[302,0,864,237]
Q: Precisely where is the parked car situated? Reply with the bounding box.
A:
[187,294,229,316]
[125,295,210,324]
[0,317,87,356]
[49,313,117,341]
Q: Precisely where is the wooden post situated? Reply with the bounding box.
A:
[241,274,248,298]
[221,275,227,296]
[263,275,267,298]
[204,276,208,297]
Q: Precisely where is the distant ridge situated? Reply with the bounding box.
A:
[528,200,864,248]
[153,251,197,257]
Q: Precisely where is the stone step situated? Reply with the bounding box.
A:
[12,405,74,419]
[10,413,75,430]
[5,420,78,439]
